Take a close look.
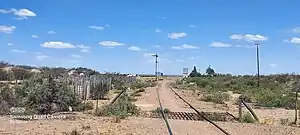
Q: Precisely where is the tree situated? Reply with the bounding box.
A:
[206,65,215,76]
[189,66,201,77]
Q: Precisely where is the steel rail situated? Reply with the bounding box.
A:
[168,85,231,135]
[157,83,174,135]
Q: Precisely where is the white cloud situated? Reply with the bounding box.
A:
[7,43,13,46]
[189,25,196,28]
[0,9,10,13]
[269,64,277,68]
[99,41,125,46]
[128,46,141,51]
[48,31,55,34]
[71,54,82,58]
[154,45,161,48]
[182,44,198,49]
[292,27,300,33]
[143,53,156,58]
[76,44,90,49]
[230,34,243,40]
[235,45,255,49]
[230,34,268,42]
[210,42,232,47]
[80,49,89,53]
[36,55,48,60]
[188,57,195,60]
[168,32,187,39]
[11,49,26,53]
[155,29,162,33]
[89,26,104,30]
[32,35,38,38]
[76,45,90,52]
[285,37,300,44]
[171,46,183,50]
[0,8,36,20]
[171,44,199,49]
[0,25,16,34]
[41,41,75,49]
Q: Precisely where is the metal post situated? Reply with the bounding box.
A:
[256,43,260,88]
[152,54,159,81]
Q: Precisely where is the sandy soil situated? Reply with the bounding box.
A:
[2,115,300,135]
[172,86,296,125]
[1,79,300,135]
[133,80,300,135]
[135,81,192,112]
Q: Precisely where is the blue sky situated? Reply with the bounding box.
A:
[1,0,300,75]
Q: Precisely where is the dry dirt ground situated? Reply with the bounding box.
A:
[1,80,300,135]
[172,83,296,125]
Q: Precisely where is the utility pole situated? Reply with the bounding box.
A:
[152,54,159,81]
[255,43,260,88]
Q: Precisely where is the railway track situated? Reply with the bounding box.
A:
[155,81,231,135]
[146,111,236,122]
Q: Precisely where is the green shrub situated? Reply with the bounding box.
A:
[85,101,94,110]
[14,74,84,114]
[0,100,10,115]
[201,92,230,104]
[280,118,289,125]
[242,112,256,123]
[238,94,253,103]
[173,75,300,109]
[95,94,140,118]
[131,88,145,97]
[252,88,296,109]
[152,107,170,114]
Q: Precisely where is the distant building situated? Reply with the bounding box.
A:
[30,69,41,73]
[127,74,137,77]
[183,68,188,78]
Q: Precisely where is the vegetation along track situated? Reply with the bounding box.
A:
[160,82,231,135]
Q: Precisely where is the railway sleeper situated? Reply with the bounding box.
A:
[147,111,236,122]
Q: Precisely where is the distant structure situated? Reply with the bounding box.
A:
[127,74,137,77]
[183,68,188,78]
